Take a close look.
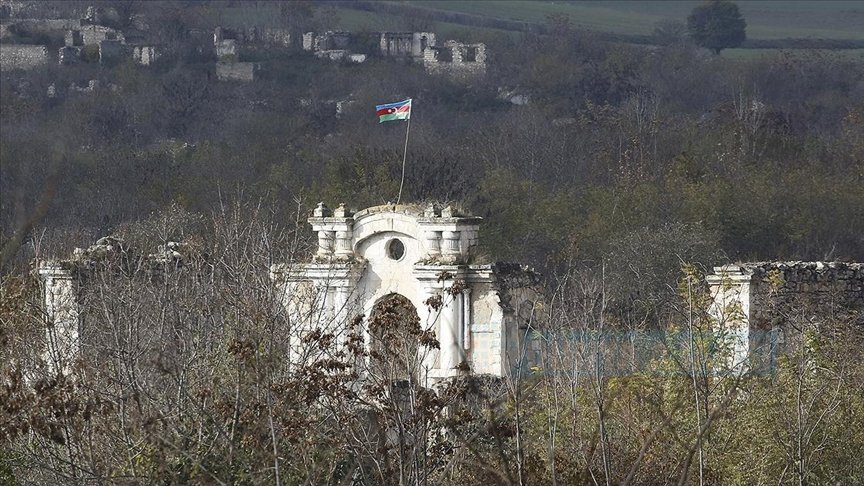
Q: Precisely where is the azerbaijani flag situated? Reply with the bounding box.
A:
[376,98,411,123]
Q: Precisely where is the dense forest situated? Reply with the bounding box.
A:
[1,1,863,484]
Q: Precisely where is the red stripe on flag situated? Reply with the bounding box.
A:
[376,105,410,117]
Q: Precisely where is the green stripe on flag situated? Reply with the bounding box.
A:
[379,112,410,123]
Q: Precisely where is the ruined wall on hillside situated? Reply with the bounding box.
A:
[0,43,47,70]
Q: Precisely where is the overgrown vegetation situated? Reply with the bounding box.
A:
[1,1,864,483]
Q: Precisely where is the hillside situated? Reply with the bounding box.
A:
[403,0,864,40]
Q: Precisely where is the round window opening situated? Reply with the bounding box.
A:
[387,238,405,260]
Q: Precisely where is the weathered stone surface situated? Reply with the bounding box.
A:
[271,203,541,381]
[707,261,864,371]
[131,45,159,65]
[80,24,123,45]
[0,43,48,71]
[379,31,435,58]
[424,40,486,79]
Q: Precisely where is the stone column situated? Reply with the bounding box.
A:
[334,230,352,260]
[438,289,462,372]
[442,230,461,263]
[462,287,472,350]
[316,230,334,259]
[706,265,753,372]
[425,230,441,260]
[38,263,80,375]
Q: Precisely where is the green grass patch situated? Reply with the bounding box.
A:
[333,7,511,39]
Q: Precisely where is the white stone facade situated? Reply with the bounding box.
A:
[270,203,541,381]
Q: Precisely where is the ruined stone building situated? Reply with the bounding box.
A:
[37,204,542,382]
[270,203,542,381]
[423,40,487,79]
[379,31,435,59]
[35,204,863,381]
[0,43,47,71]
[707,262,864,370]
[301,30,367,63]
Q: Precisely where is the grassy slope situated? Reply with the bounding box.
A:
[406,0,864,40]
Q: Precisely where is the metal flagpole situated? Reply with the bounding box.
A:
[395,100,411,205]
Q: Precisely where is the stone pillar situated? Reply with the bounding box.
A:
[332,203,354,260]
[462,287,472,350]
[334,231,352,259]
[438,289,461,372]
[706,265,753,372]
[425,230,441,260]
[332,286,349,326]
[38,263,80,375]
[442,230,461,263]
[317,231,334,259]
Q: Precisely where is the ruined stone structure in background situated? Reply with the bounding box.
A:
[214,25,290,58]
[216,60,258,81]
[213,26,238,60]
[213,26,288,81]
[379,31,435,59]
[131,45,159,65]
[707,262,864,370]
[301,30,367,63]
[302,30,352,52]
[1,5,152,68]
[424,40,486,79]
[77,24,124,45]
[271,203,542,380]
[0,43,47,71]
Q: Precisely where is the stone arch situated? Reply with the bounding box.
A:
[351,212,421,254]
[368,293,422,381]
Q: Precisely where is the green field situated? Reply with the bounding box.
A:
[406,0,864,41]
[333,7,506,38]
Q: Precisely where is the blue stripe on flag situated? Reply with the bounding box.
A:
[375,99,411,110]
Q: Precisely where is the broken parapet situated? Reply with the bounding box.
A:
[36,236,125,374]
[707,262,864,370]
[423,40,486,79]
[302,31,352,52]
[379,31,435,58]
[0,43,48,71]
[36,236,195,373]
[214,25,290,55]
[79,24,123,45]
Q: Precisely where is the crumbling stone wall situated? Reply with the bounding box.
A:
[742,262,864,328]
[302,31,352,52]
[707,262,864,370]
[132,45,158,65]
[379,31,435,58]
[216,61,257,81]
[0,43,47,71]
[215,25,290,52]
[79,24,123,45]
[5,18,82,34]
[424,40,486,79]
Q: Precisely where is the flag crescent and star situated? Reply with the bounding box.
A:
[376,99,412,123]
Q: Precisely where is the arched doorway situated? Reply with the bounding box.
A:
[368,293,422,382]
